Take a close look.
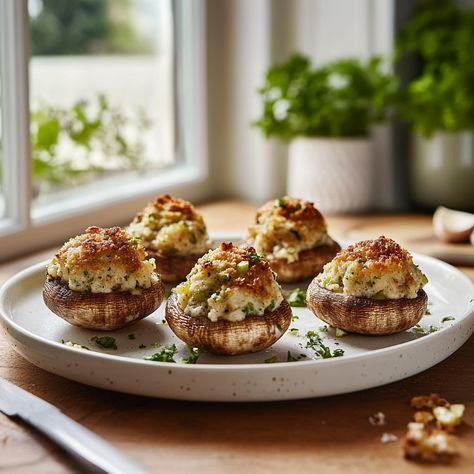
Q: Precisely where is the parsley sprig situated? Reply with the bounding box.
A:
[145,344,178,362]
[305,331,344,359]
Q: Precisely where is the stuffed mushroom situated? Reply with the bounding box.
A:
[166,242,292,355]
[127,194,211,282]
[43,226,164,330]
[247,196,340,283]
[307,236,428,335]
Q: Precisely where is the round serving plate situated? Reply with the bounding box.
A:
[0,235,473,402]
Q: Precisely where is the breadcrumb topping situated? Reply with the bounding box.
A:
[127,194,211,256]
[175,242,283,321]
[317,236,428,299]
[47,226,159,293]
[247,196,333,263]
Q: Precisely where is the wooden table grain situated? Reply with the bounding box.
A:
[1,201,473,474]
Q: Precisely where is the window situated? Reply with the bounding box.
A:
[0,0,208,260]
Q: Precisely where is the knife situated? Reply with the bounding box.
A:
[0,377,147,474]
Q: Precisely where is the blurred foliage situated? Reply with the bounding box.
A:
[396,0,474,136]
[254,54,398,140]
[30,94,151,191]
[30,0,154,55]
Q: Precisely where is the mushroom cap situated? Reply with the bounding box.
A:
[43,277,164,330]
[165,293,292,355]
[146,249,204,283]
[269,242,341,283]
[307,279,428,335]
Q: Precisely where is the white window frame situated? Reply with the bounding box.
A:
[0,0,209,261]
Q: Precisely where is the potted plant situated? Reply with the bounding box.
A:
[396,0,474,212]
[254,54,397,214]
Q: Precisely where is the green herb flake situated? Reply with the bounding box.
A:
[318,325,329,333]
[264,355,278,364]
[291,315,299,321]
[286,288,306,307]
[305,330,344,359]
[129,236,141,245]
[144,344,178,363]
[412,324,425,334]
[428,325,439,333]
[128,334,136,340]
[441,316,456,323]
[289,328,299,336]
[242,302,255,316]
[139,344,146,349]
[425,309,432,315]
[182,345,207,364]
[287,351,299,362]
[278,197,288,207]
[91,336,117,350]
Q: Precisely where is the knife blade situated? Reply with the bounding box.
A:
[0,377,147,474]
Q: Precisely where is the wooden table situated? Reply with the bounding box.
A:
[1,201,473,473]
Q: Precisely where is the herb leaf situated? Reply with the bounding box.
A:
[305,330,344,359]
[264,355,278,364]
[286,288,306,307]
[145,344,177,362]
[91,336,117,350]
[182,345,207,364]
[441,316,455,323]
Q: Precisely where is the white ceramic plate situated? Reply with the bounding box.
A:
[1,237,473,402]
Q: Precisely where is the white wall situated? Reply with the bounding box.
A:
[207,0,397,208]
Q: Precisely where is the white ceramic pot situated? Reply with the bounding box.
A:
[287,137,374,214]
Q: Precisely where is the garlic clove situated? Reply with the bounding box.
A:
[433,206,474,243]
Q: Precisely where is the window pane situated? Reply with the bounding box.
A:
[28,0,175,212]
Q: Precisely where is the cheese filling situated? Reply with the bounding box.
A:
[317,236,428,299]
[175,243,283,322]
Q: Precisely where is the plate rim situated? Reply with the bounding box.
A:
[1,251,473,372]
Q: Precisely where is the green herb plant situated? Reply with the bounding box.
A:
[396,0,474,136]
[254,53,397,140]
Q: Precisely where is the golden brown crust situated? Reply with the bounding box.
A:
[307,279,427,335]
[166,293,292,355]
[146,249,204,283]
[56,226,145,273]
[43,277,164,330]
[269,242,341,283]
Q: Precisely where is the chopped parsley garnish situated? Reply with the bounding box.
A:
[128,334,136,340]
[129,236,141,245]
[441,316,455,323]
[182,345,207,364]
[286,288,306,307]
[151,341,162,348]
[411,324,425,334]
[278,197,288,207]
[305,330,344,359]
[242,302,255,316]
[246,251,261,262]
[425,309,431,315]
[264,355,278,364]
[289,328,299,336]
[144,344,177,362]
[91,336,117,350]
[189,233,197,244]
[318,325,329,333]
[291,315,299,321]
[428,325,439,333]
[61,339,89,350]
[287,351,299,362]
[139,344,146,349]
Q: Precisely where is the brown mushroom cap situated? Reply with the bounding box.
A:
[165,293,292,355]
[307,279,427,335]
[146,249,205,283]
[269,242,341,283]
[43,277,164,330]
